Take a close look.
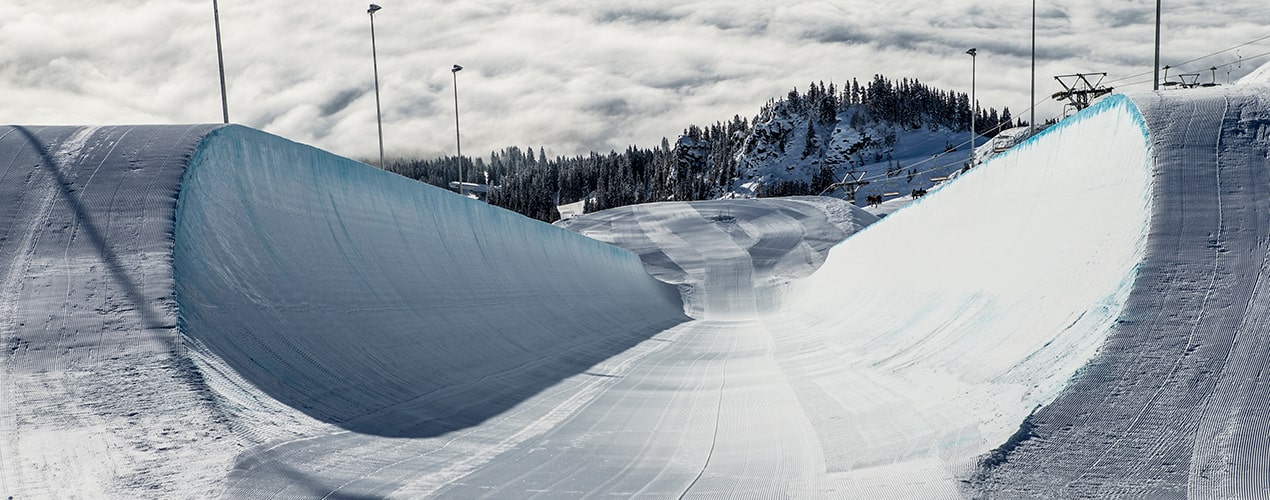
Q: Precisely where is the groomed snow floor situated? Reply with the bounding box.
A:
[2,84,1270,499]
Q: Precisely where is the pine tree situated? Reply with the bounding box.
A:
[802,119,819,160]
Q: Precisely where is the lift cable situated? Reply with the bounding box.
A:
[1105,32,1270,86]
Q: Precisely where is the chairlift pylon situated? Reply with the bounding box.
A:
[1052,73,1114,114]
[819,170,870,203]
[1177,73,1202,89]
[1201,66,1221,87]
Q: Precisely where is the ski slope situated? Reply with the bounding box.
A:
[2,82,1270,498]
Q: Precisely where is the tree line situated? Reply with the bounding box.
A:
[386,74,1019,223]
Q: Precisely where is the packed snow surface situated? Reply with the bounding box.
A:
[3,84,1270,499]
[559,196,877,319]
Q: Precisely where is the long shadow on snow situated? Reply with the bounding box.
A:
[2,125,218,349]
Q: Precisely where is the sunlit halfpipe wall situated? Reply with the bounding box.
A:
[764,95,1154,483]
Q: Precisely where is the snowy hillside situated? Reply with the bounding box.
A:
[726,78,1015,204]
[400,77,1011,220]
[733,104,972,203]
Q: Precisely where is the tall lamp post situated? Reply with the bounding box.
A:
[452,64,464,195]
[212,0,229,123]
[368,3,385,169]
[967,47,977,165]
[1153,0,1162,90]
[1030,0,1036,137]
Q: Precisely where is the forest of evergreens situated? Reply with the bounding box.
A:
[386,75,1020,222]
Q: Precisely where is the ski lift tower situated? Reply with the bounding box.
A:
[1176,73,1202,89]
[1161,65,1180,89]
[1052,72,1114,116]
[1201,67,1221,87]
[818,171,870,204]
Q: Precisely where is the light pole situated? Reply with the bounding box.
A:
[1030,0,1036,137]
[1154,0,1162,90]
[213,0,229,123]
[967,47,977,165]
[368,3,385,169]
[452,64,464,195]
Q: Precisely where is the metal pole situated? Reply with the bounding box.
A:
[1154,0,1162,90]
[213,0,229,123]
[1030,0,1036,136]
[452,65,464,195]
[967,48,977,165]
[368,4,385,169]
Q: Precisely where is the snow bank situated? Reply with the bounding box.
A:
[766,95,1154,482]
[173,125,687,437]
[1237,60,1270,84]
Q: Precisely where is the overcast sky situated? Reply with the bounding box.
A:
[3,1,1268,161]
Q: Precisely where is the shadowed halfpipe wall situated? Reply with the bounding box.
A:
[173,125,688,438]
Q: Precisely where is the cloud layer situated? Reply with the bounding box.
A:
[3,0,1268,161]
